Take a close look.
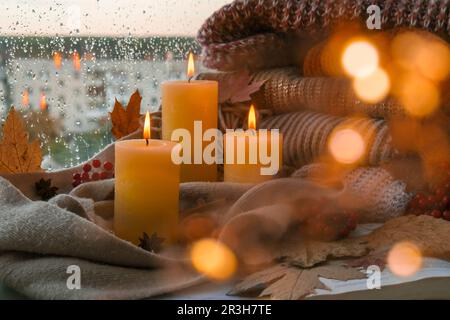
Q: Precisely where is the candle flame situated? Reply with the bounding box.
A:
[187,52,195,79]
[248,104,257,130]
[40,93,47,111]
[143,111,151,141]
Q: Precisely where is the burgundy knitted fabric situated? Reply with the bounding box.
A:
[198,0,450,71]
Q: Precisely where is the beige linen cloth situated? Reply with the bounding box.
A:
[0,133,411,299]
[0,177,203,300]
[0,174,321,300]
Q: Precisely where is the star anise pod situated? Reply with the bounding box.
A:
[138,232,165,253]
[35,178,58,201]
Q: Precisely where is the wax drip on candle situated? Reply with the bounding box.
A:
[144,111,151,146]
[187,52,195,83]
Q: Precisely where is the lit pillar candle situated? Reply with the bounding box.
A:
[162,53,218,182]
[224,105,283,183]
[114,112,180,245]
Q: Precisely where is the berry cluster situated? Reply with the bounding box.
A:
[296,198,359,241]
[72,159,114,188]
[408,190,450,221]
[407,165,450,221]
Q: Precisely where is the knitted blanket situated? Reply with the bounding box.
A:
[260,110,395,167]
[198,0,450,71]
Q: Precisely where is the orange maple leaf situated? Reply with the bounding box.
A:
[0,107,42,174]
[110,90,142,139]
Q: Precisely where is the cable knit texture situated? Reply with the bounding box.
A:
[260,111,395,168]
[198,0,450,71]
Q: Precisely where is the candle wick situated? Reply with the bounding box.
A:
[188,76,193,83]
[146,139,149,146]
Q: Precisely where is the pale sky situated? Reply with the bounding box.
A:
[0,0,231,37]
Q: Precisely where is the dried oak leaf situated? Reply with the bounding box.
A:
[218,70,267,104]
[138,232,165,253]
[281,215,450,268]
[110,90,142,139]
[229,263,366,300]
[277,239,369,268]
[0,107,42,174]
[35,178,58,201]
[363,215,450,261]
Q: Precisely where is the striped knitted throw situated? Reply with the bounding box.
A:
[260,111,395,168]
[198,0,450,71]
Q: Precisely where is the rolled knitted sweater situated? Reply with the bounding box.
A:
[198,0,450,71]
[260,110,396,168]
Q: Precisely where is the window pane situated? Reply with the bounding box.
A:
[0,0,230,169]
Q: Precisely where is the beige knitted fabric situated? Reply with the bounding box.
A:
[0,177,202,299]
[293,164,413,222]
[0,174,333,299]
[260,111,396,168]
[342,167,413,222]
[252,68,405,118]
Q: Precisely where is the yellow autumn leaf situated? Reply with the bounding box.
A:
[110,90,142,139]
[0,107,42,174]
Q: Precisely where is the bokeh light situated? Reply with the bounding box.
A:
[353,68,390,103]
[40,93,47,111]
[396,74,440,118]
[328,128,366,164]
[342,40,379,78]
[391,31,424,72]
[53,52,62,69]
[22,90,29,107]
[190,238,237,281]
[416,40,450,82]
[181,214,216,241]
[73,51,81,71]
[392,31,450,82]
[387,242,423,277]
